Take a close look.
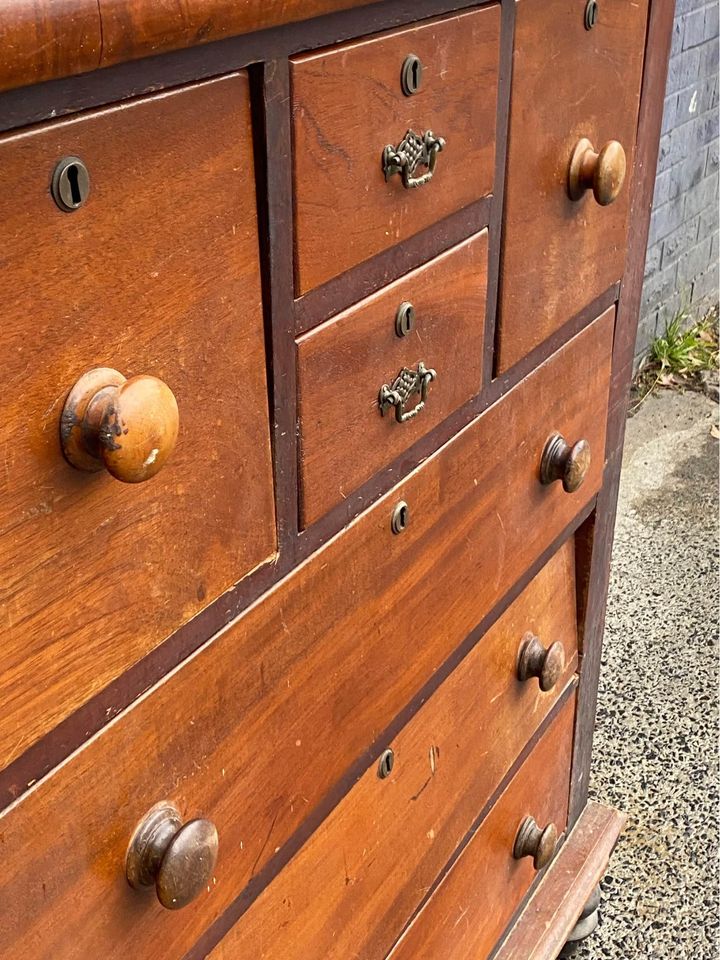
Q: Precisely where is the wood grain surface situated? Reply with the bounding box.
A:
[0,0,376,94]
[208,540,578,959]
[0,75,276,773]
[494,801,626,960]
[298,231,488,525]
[291,5,500,293]
[496,0,649,373]
[0,312,610,960]
[386,694,576,960]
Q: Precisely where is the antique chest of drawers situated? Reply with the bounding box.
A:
[0,1,674,957]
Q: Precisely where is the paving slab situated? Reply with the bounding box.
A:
[575,389,719,959]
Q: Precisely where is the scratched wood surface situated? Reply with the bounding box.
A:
[297,231,488,525]
[208,540,578,960]
[386,694,576,960]
[291,5,500,293]
[0,0,377,94]
[0,75,276,774]
[0,313,611,960]
[496,0,649,373]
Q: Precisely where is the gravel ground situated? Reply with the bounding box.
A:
[576,389,719,959]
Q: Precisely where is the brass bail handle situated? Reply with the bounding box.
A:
[382,129,446,189]
[379,361,437,423]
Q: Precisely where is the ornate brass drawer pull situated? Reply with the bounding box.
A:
[382,129,446,189]
[379,361,437,423]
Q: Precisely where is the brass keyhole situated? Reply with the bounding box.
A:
[52,157,90,211]
[401,54,423,96]
[584,0,599,29]
[391,501,409,534]
[395,302,416,338]
[377,749,395,779]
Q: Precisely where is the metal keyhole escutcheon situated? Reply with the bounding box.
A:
[52,157,90,211]
[378,749,395,779]
[584,0,599,30]
[391,501,409,534]
[395,302,416,338]
[401,54,423,96]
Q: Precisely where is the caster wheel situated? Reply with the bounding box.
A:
[559,884,601,957]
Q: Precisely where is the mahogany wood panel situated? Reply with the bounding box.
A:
[291,6,501,293]
[495,801,625,960]
[386,694,576,960]
[298,231,488,525]
[0,75,276,772]
[0,0,375,94]
[208,540,578,959]
[496,0,649,374]
[0,313,611,960]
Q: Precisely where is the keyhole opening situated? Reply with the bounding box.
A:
[401,54,423,96]
[584,0,598,29]
[67,165,82,206]
[391,500,409,534]
[411,60,420,88]
[378,749,395,779]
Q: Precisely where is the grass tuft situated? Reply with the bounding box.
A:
[632,306,719,411]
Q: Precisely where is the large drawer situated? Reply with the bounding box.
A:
[0,75,276,771]
[291,6,500,294]
[387,693,576,960]
[0,311,612,960]
[297,231,488,525]
[208,538,578,959]
[496,0,648,372]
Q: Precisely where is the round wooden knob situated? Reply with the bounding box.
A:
[540,433,591,493]
[568,138,626,206]
[513,815,558,870]
[60,367,179,483]
[126,802,219,910]
[517,633,566,691]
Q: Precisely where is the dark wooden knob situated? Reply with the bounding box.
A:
[126,802,219,910]
[568,137,626,206]
[517,633,565,691]
[513,815,558,870]
[61,366,179,483]
[540,433,590,493]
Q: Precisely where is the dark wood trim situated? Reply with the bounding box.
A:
[293,197,492,334]
[0,0,492,134]
[255,59,301,559]
[568,0,676,825]
[296,281,619,556]
[482,0,515,385]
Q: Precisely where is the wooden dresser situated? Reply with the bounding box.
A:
[0,2,674,957]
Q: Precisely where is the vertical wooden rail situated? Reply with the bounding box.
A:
[253,58,300,564]
[569,0,677,824]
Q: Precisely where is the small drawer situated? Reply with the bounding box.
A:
[291,5,501,294]
[297,230,488,525]
[0,75,276,770]
[207,539,578,959]
[496,0,648,372]
[0,310,610,960]
[387,693,576,960]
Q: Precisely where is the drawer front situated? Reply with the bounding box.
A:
[496,0,648,372]
[0,312,610,960]
[291,6,500,294]
[387,693,576,960]
[0,75,276,770]
[298,231,488,525]
[208,539,578,959]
